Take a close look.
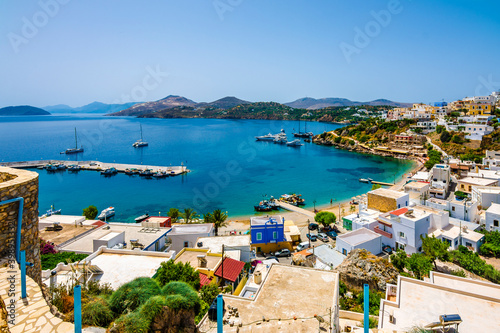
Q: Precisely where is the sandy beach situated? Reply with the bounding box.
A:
[220,158,425,234]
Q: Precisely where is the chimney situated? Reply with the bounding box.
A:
[197,255,207,268]
[254,270,262,284]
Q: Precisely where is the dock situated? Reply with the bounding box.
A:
[370,180,394,186]
[275,201,316,219]
[1,160,189,176]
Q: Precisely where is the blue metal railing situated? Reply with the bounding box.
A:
[0,197,24,263]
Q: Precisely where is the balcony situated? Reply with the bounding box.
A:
[374,225,392,238]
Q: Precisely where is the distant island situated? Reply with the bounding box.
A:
[43,101,139,114]
[109,95,408,123]
[0,105,50,116]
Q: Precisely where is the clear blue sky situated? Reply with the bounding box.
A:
[1,0,500,108]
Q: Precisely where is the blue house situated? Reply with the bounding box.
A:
[250,216,289,253]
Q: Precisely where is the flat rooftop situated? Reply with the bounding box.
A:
[369,188,408,199]
[337,228,381,246]
[60,223,169,253]
[380,274,500,332]
[404,181,429,189]
[169,223,213,235]
[85,249,173,289]
[473,186,500,194]
[486,203,500,215]
[199,264,339,332]
[250,215,283,226]
[39,224,95,246]
[174,249,221,271]
[195,235,250,253]
[307,244,346,268]
[459,177,497,186]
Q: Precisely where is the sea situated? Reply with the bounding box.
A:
[0,114,415,222]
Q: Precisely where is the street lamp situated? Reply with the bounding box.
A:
[313,200,317,213]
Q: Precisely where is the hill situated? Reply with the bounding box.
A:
[0,105,50,116]
[285,97,411,109]
[199,96,251,109]
[109,95,197,116]
[44,102,139,114]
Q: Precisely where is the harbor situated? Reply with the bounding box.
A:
[1,160,189,176]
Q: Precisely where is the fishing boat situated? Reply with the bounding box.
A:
[68,164,81,172]
[56,163,67,170]
[254,203,273,212]
[101,167,117,176]
[139,169,154,177]
[286,139,303,147]
[153,171,168,178]
[45,164,58,171]
[279,193,305,206]
[98,207,115,220]
[46,205,62,216]
[133,124,148,147]
[135,213,149,223]
[62,128,84,154]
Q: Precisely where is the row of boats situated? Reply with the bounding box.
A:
[254,194,306,211]
[255,129,309,147]
[43,163,81,172]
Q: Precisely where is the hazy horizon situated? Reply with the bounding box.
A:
[2,0,500,108]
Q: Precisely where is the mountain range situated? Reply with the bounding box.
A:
[43,101,139,114]
[0,105,50,116]
[110,95,409,117]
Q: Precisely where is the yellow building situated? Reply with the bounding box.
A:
[465,102,492,116]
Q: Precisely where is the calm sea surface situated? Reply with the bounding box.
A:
[0,114,414,221]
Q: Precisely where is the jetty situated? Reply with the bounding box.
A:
[1,160,189,176]
[275,201,316,219]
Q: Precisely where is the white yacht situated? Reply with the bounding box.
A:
[286,139,303,147]
[98,207,115,220]
[133,124,148,147]
[256,129,286,141]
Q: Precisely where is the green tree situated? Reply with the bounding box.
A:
[155,260,201,290]
[421,235,449,269]
[314,211,337,228]
[168,208,180,223]
[390,249,408,272]
[439,130,451,143]
[435,125,445,134]
[405,253,433,279]
[371,184,382,190]
[181,208,198,224]
[82,205,98,220]
[211,209,228,236]
[199,282,220,305]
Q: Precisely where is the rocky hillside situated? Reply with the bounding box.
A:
[197,96,250,109]
[110,95,197,116]
[336,249,399,291]
[0,105,50,116]
[285,97,412,110]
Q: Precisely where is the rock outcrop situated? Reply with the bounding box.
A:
[336,249,399,292]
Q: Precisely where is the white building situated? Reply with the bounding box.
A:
[463,124,494,140]
[466,169,500,186]
[404,181,430,201]
[483,150,500,171]
[374,207,430,254]
[195,235,252,262]
[167,223,214,253]
[335,228,382,256]
[430,164,450,199]
[471,185,500,209]
[458,177,498,194]
[484,203,500,232]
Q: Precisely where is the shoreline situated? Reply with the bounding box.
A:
[221,158,423,232]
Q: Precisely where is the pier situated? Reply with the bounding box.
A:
[275,201,316,219]
[370,180,394,186]
[1,160,189,176]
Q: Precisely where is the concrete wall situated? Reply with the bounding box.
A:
[92,231,125,252]
[0,167,40,283]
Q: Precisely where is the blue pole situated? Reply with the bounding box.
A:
[74,285,82,333]
[0,197,24,263]
[364,284,369,333]
[217,294,223,333]
[20,251,27,299]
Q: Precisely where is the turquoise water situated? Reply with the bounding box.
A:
[0,115,414,221]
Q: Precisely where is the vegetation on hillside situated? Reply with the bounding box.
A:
[479,230,500,258]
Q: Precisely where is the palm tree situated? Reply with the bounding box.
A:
[168,208,180,223]
[181,208,198,223]
[211,209,228,236]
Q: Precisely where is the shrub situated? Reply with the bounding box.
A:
[41,252,88,270]
[82,205,98,220]
[162,281,200,313]
[82,296,114,328]
[361,317,378,329]
[314,211,336,228]
[200,282,220,305]
[440,130,451,143]
[40,239,57,255]
[113,311,150,333]
[109,277,161,314]
[139,295,169,323]
[155,261,200,290]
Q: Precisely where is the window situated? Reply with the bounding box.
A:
[184,241,189,248]
[342,248,347,255]
[399,232,405,238]
[455,240,458,246]
[452,206,455,211]
[494,220,499,227]
[272,231,278,239]
[466,242,472,247]
[256,232,262,241]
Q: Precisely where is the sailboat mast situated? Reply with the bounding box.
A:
[140,124,143,141]
[74,128,78,148]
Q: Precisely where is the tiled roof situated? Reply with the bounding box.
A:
[214,257,245,282]
[92,221,106,228]
[199,273,213,287]
[390,208,408,216]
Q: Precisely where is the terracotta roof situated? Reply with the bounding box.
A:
[214,258,245,282]
[390,207,408,216]
[294,248,313,257]
[199,273,213,287]
[92,221,106,228]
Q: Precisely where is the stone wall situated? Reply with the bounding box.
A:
[0,294,8,332]
[367,192,397,213]
[0,167,40,283]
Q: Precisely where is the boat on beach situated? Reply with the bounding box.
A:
[98,207,115,220]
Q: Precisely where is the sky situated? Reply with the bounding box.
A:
[1,0,500,108]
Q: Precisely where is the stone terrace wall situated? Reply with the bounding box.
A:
[0,167,40,283]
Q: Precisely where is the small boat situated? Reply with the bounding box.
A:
[101,167,118,176]
[68,164,81,172]
[293,119,314,138]
[153,171,168,178]
[98,207,115,220]
[139,169,154,177]
[359,178,370,183]
[56,164,67,170]
[46,205,61,216]
[273,136,287,144]
[286,139,303,147]
[125,168,140,175]
[367,178,373,182]
[256,129,286,141]
[45,164,58,171]
[254,204,273,212]
[133,124,148,147]
[135,213,149,223]
[62,128,84,154]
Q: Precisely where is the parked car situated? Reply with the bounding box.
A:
[382,245,393,255]
[326,231,337,240]
[317,233,329,242]
[266,256,280,262]
[306,233,317,241]
[273,249,291,257]
[308,222,319,231]
[296,241,310,251]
